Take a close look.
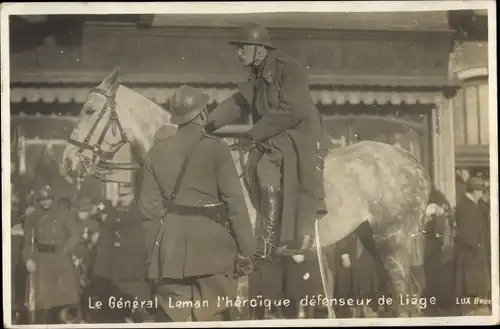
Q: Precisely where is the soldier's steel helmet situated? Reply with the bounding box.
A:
[229,23,275,49]
[36,185,54,201]
[167,85,211,125]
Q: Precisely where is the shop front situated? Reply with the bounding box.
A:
[10,12,459,204]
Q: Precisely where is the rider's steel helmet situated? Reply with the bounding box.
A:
[229,23,275,49]
[167,85,211,125]
[36,185,54,201]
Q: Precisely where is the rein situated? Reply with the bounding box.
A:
[227,139,248,179]
[67,87,141,184]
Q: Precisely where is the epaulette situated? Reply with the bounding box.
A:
[276,54,289,63]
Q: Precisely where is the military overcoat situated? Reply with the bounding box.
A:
[22,204,81,310]
[207,49,324,243]
[138,123,256,279]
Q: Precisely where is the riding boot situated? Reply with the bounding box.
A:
[254,186,283,264]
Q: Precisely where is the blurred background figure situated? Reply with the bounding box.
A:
[22,184,81,324]
[73,197,100,286]
[284,245,330,319]
[477,176,491,274]
[247,258,287,319]
[11,191,25,324]
[455,168,470,200]
[88,199,152,323]
[331,233,380,318]
[69,196,100,323]
[454,176,490,316]
[423,187,456,316]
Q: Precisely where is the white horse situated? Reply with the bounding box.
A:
[62,69,433,318]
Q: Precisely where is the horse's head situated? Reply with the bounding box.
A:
[63,67,130,180]
[63,67,176,183]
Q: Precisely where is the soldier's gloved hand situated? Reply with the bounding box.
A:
[341,253,352,268]
[26,259,36,272]
[72,255,82,267]
[11,223,24,237]
[203,122,218,134]
[234,254,255,278]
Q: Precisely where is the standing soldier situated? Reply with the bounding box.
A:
[70,197,100,323]
[72,197,100,285]
[22,185,81,324]
[204,22,327,265]
[138,85,256,322]
[11,192,25,324]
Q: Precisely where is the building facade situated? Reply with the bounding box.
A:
[449,10,490,198]
[10,12,461,205]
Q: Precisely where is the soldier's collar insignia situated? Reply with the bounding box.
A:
[277,55,288,63]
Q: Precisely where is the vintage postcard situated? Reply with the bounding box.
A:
[1,1,498,328]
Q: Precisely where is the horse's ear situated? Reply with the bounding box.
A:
[97,67,122,96]
[108,67,122,96]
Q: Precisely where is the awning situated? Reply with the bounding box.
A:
[10,87,443,106]
[150,12,452,31]
[455,145,491,167]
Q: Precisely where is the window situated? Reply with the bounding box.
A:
[453,67,490,168]
[453,73,489,146]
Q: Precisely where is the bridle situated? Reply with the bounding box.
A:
[67,87,141,184]
[228,138,250,180]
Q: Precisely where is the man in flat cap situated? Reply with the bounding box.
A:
[204,23,328,266]
[454,176,491,315]
[138,85,256,322]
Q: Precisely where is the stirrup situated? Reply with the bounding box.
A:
[254,238,277,262]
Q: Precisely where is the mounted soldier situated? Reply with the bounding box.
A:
[22,184,81,324]
[204,22,328,264]
[138,85,256,322]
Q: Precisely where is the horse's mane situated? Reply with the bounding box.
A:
[115,85,174,156]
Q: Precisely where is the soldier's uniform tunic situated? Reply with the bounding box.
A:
[139,121,256,321]
[22,203,81,312]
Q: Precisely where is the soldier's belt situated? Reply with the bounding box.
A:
[166,202,230,230]
[36,243,58,253]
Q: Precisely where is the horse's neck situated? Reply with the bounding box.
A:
[116,85,172,156]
